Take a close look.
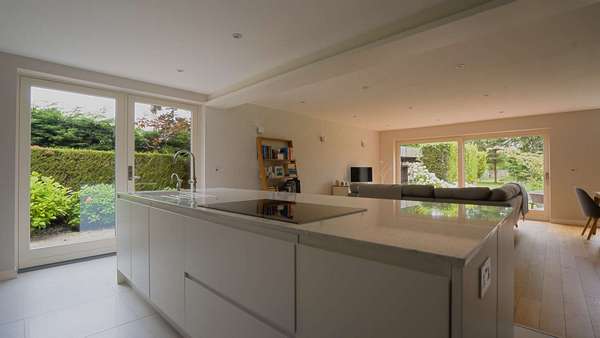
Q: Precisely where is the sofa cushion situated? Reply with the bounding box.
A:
[434,187,491,200]
[356,184,402,200]
[489,183,521,201]
[401,184,435,198]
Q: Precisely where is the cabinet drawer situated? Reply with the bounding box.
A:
[185,277,288,338]
[185,218,296,333]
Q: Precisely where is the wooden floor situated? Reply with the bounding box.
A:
[515,220,600,338]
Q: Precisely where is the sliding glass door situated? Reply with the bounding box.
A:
[464,135,548,219]
[18,78,127,268]
[396,134,549,220]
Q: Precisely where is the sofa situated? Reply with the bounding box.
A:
[349,183,526,226]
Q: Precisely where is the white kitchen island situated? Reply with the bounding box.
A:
[116,188,516,338]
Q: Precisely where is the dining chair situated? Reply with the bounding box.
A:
[576,188,600,240]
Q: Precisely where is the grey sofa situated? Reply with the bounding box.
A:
[350,183,525,226]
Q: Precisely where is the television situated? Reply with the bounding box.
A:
[350,166,373,183]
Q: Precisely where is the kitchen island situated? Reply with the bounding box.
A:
[116,188,516,338]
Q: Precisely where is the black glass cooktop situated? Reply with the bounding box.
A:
[203,199,367,224]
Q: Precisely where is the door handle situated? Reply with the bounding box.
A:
[128,166,140,181]
[545,172,550,181]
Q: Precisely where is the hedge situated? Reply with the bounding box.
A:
[31,146,190,191]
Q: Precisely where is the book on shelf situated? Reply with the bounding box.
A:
[287,163,297,177]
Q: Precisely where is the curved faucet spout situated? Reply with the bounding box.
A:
[173,150,198,192]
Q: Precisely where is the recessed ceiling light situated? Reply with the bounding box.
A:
[408,106,413,110]
[352,115,357,118]
[361,85,369,90]
[455,64,465,70]
[176,69,184,73]
[435,118,441,122]
[483,94,489,97]
[498,111,505,114]
[299,100,305,104]
[232,32,243,39]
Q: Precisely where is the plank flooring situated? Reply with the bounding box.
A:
[515,220,600,338]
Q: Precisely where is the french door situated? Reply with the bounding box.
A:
[18,77,128,268]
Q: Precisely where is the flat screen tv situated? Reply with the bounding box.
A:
[350,166,373,183]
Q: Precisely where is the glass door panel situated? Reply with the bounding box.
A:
[19,78,124,268]
[464,135,547,218]
[131,100,193,192]
[399,141,459,187]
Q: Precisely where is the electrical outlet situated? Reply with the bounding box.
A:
[479,257,492,299]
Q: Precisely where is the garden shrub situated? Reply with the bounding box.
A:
[30,171,78,230]
[420,143,452,181]
[31,146,189,191]
[79,184,115,229]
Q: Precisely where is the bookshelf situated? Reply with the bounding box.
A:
[256,137,298,191]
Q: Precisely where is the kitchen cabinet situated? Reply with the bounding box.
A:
[130,202,149,298]
[185,218,296,333]
[116,199,131,280]
[149,208,186,329]
[185,276,287,338]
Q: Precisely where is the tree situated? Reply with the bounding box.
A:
[135,105,191,153]
[31,107,115,150]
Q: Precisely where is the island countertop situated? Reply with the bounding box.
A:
[117,188,512,267]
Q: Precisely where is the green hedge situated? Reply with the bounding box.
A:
[31,146,190,191]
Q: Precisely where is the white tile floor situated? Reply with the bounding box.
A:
[0,255,553,338]
[0,256,180,338]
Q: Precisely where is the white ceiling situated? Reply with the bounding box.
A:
[254,2,600,130]
[1,0,599,131]
[0,0,468,94]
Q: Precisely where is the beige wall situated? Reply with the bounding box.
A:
[204,104,379,194]
[379,109,600,224]
[0,51,206,275]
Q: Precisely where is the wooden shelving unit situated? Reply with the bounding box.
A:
[256,137,298,191]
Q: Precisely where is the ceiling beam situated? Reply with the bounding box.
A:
[206,0,599,109]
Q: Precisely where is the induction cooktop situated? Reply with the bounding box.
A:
[203,199,366,224]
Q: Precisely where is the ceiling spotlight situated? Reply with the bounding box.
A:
[232,32,243,39]
[455,64,465,70]
[176,69,184,73]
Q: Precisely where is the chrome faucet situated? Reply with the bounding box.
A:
[170,173,183,192]
[173,150,198,193]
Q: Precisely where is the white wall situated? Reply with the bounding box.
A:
[379,109,600,225]
[204,104,379,194]
[0,51,206,275]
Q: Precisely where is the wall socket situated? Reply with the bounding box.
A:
[479,257,492,299]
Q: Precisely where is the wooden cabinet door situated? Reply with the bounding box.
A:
[149,208,186,328]
[130,203,149,298]
[185,277,288,338]
[116,200,131,280]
